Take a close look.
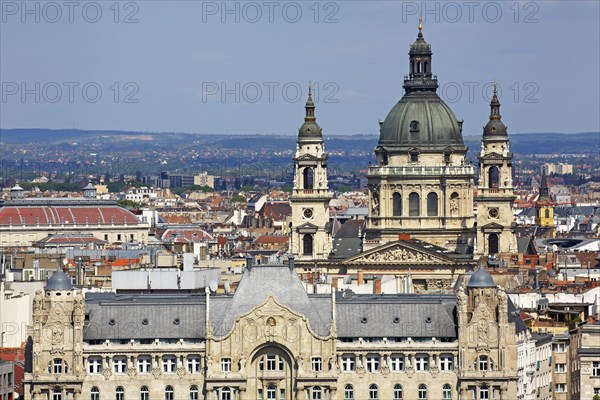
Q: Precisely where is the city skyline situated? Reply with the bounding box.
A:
[1,1,599,135]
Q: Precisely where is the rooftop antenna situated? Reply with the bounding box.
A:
[208,280,218,293]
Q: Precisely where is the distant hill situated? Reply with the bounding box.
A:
[0,128,598,155]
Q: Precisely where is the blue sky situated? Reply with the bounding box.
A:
[1,0,599,136]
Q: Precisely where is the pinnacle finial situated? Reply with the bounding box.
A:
[418,15,422,32]
[493,80,497,96]
[308,80,312,99]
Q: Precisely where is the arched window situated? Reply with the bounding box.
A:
[409,192,420,216]
[222,387,232,400]
[442,384,452,400]
[189,385,199,400]
[116,387,125,400]
[165,386,174,400]
[393,384,403,400]
[418,384,428,400]
[91,387,100,400]
[303,167,314,189]
[368,384,378,400]
[393,193,402,217]
[545,208,550,218]
[312,386,322,400]
[140,386,149,400]
[480,385,490,400]
[489,166,500,188]
[49,358,68,374]
[344,385,354,400]
[427,192,438,216]
[488,233,499,254]
[52,388,62,400]
[303,234,313,256]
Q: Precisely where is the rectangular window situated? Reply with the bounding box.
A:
[593,361,600,377]
[87,357,102,374]
[221,358,232,373]
[342,355,356,372]
[162,356,176,373]
[311,357,322,372]
[554,343,566,353]
[390,355,404,371]
[366,355,380,372]
[138,356,151,373]
[257,389,263,400]
[266,355,277,371]
[280,389,286,400]
[187,355,201,373]
[415,354,429,371]
[555,363,566,373]
[555,384,566,393]
[53,359,63,374]
[440,354,454,371]
[113,357,127,374]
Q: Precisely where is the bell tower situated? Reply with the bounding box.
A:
[290,83,332,260]
[535,170,555,236]
[24,267,84,400]
[457,266,518,399]
[475,83,517,256]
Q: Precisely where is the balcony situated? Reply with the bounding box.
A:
[367,165,474,178]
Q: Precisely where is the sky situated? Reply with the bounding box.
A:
[1,0,599,136]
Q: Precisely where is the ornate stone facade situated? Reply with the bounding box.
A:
[475,83,517,256]
[290,84,332,260]
[24,265,521,400]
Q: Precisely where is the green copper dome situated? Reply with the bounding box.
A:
[378,26,466,151]
[298,83,323,143]
[379,93,465,150]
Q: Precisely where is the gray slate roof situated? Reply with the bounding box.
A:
[84,293,206,340]
[335,293,457,338]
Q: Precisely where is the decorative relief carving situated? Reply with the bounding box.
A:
[347,245,444,264]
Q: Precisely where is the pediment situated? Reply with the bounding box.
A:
[295,153,320,162]
[482,152,504,160]
[342,240,456,265]
[481,222,505,230]
[297,222,318,233]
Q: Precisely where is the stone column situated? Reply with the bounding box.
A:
[238,387,246,400]
[459,386,468,400]
[500,386,508,400]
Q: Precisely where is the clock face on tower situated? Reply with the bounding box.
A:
[303,208,314,220]
[488,208,499,219]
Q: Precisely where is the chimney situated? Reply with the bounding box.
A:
[374,278,382,294]
[246,255,253,271]
[357,270,364,285]
[398,233,411,241]
[288,254,295,272]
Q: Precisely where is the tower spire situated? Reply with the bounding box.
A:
[539,169,550,200]
[482,80,507,136]
[418,15,422,34]
[304,81,316,122]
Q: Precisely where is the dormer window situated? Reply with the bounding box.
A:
[409,120,420,133]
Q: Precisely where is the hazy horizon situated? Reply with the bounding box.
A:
[1,1,599,135]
